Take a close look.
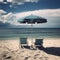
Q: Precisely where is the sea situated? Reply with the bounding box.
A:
[0,28,60,39]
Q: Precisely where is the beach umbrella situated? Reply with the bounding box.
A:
[18,15,47,24]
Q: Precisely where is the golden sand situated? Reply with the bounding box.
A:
[0,38,60,60]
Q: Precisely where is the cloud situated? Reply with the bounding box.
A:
[0,0,3,2]
[0,9,7,14]
[7,0,39,2]
[7,0,12,2]
[7,0,39,5]
[0,0,39,6]
[0,11,20,25]
[15,9,60,18]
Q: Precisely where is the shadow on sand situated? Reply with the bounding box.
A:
[22,46,60,56]
[20,39,60,56]
[38,46,60,56]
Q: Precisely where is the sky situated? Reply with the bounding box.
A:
[0,0,60,28]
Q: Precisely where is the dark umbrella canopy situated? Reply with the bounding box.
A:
[18,15,47,24]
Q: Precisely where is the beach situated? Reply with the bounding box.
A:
[0,38,60,60]
[0,46,60,60]
[0,0,60,60]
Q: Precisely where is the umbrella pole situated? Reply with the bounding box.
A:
[30,23,35,49]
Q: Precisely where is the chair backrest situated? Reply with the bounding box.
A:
[35,39,43,45]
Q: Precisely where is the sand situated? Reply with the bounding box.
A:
[0,38,60,60]
[43,38,60,47]
[0,48,60,60]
